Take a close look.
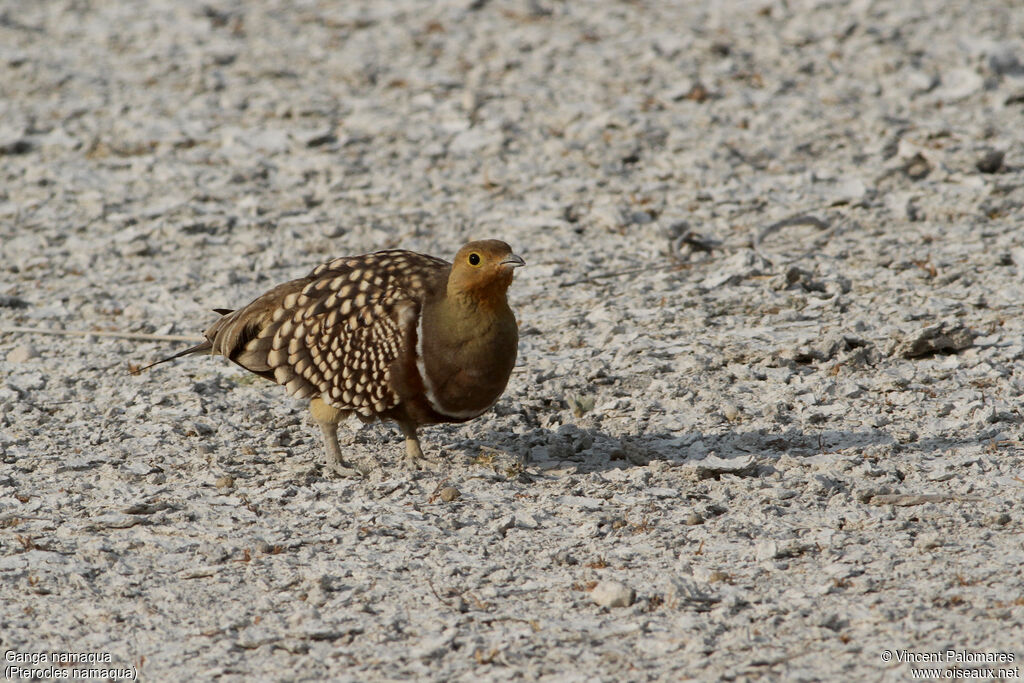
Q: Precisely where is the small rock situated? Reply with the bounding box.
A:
[756,540,809,560]
[1011,247,1024,271]
[699,251,763,290]
[410,627,457,660]
[305,576,330,607]
[438,486,460,502]
[819,613,846,632]
[904,70,938,94]
[553,550,578,566]
[897,322,975,358]
[684,512,704,526]
[693,454,758,479]
[6,345,39,363]
[6,371,46,392]
[933,67,984,102]
[755,540,779,561]
[628,210,654,225]
[196,542,230,565]
[902,153,932,180]
[682,82,712,102]
[0,137,33,155]
[986,513,1011,526]
[590,580,635,608]
[869,493,950,506]
[840,381,865,399]
[915,533,943,550]
[488,514,515,537]
[986,44,1023,76]
[515,512,540,529]
[568,394,596,418]
[575,521,602,538]
[976,149,1005,174]
[831,177,867,204]
[449,128,502,155]
[0,296,29,309]
[305,129,338,148]
[667,577,719,611]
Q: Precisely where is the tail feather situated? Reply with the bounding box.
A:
[135,278,307,379]
[203,305,276,378]
[135,340,213,373]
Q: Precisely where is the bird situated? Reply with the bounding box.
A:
[139,239,524,476]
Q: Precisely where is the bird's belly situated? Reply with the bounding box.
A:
[416,338,516,421]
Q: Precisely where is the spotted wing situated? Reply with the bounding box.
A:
[255,250,448,417]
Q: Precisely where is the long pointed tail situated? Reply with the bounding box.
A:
[133,307,238,374]
[134,340,213,373]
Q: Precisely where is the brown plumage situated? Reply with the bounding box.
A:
[141,240,524,476]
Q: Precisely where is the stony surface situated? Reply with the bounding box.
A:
[2,0,1024,680]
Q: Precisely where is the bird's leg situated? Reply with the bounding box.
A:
[398,420,432,470]
[310,398,367,478]
[317,420,367,478]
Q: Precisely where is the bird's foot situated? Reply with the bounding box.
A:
[322,459,371,478]
[404,452,440,472]
[401,433,439,472]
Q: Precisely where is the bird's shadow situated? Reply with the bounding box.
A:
[449,423,901,478]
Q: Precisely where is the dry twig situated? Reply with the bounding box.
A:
[0,326,202,343]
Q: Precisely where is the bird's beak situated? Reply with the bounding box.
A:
[500,253,525,268]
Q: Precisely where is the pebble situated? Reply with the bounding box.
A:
[933,67,984,102]
[898,322,975,358]
[590,581,636,609]
[667,577,719,610]
[438,486,461,502]
[985,43,1022,76]
[6,345,39,363]
[915,532,943,550]
[488,515,515,537]
[755,540,780,561]
[987,513,1012,526]
[976,149,1005,174]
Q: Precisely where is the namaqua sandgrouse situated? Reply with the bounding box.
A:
[141,240,524,476]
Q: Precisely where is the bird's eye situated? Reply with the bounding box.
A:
[468,253,481,266]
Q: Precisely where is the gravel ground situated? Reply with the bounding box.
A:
[2,0,1024,680]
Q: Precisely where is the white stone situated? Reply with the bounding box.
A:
[591,580,636,608]
[6,345,39,363]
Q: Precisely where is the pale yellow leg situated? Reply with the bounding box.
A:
[310,398,367,477]
[398,420,431,470]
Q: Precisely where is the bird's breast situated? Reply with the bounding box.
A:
[412,306,518,421]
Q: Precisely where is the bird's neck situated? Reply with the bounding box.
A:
[431,287,511,341]
[445,270,513,312]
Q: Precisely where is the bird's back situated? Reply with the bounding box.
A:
[205,249,450,417]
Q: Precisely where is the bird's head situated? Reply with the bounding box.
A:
[447,239,525,306]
